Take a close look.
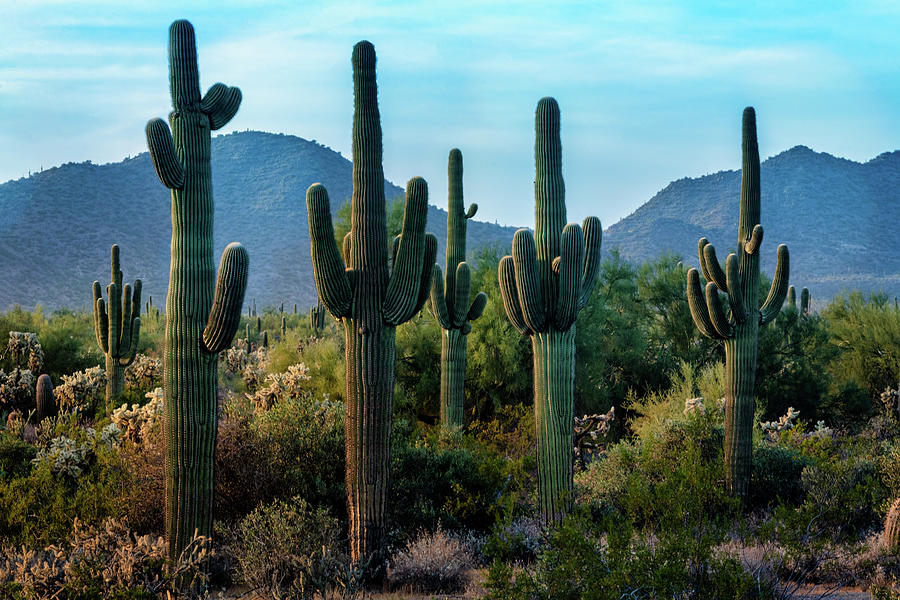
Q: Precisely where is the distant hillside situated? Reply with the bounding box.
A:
[604,145,900,303]
[1,134,896,312]
[0,131,518,311]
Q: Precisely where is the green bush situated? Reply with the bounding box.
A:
[749,444,809,509]
[233,497,348,600]
[389,429,524,543]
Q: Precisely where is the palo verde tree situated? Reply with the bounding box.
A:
[498,97,602,522]
[145,19,249,561]
[686,107,789,500]
[92,244,141,404]
[429,149,487,429]
[305,40,436,578]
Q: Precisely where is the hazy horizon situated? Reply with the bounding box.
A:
[3,1,898,228]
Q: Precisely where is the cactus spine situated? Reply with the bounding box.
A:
[305,41,436,577]
[145,19,249,562]
[92,244,142,403]
[497,98,602,522]
[429,149,486,429]
[35,374,56,423]
[686,107,789,500]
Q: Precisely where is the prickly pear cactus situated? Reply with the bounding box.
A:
[497,98,602,522]
[145,19,249,562]
[305,41,436,578]
[686,107,789,499]
[429,149,487,429]
[92,244,141,404]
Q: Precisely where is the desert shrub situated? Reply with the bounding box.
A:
[123,354,161,393]
[484,510,755,600]
[233,497,347,599]
[479,516,545,566]
[0,518,209,599]
[749,444,809,509]
[118,421,164,536]
[0,434,128,546]
[389,429,523,543]
[251,393,345,516]
[469,402,536,462]
[296,335,345,403]
[214,398,279,524]
[35,310,103,382]
[387,526,473,593]
[0,430,36,480]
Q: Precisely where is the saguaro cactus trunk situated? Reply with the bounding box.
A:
[92,244,141,404]
[497,98,602,522]
[686,107,789,500]
[305,41,436,579]
[429,149,487,429]
[145,19,249,562]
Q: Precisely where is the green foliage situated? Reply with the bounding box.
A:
[389,428,526,543]
[233,497,347,600]
[824,290,900,397]
[395,315,441,421]
[749,445,809,508]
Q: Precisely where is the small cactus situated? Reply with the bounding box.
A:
[281,315,287,338]
[92,244,141,404]
[310,302,326,336]
[35,374,56,423]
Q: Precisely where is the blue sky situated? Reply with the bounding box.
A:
[1,1,898,228]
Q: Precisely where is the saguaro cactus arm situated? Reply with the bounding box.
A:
[759,244,790,325]
[202,243,249,353]
[468,292,487,321]
[498,256,531,335]
[145,119,185,189]
[511,229,547,332]
[201,82,242,130]
[307,183,353,318]
[429,266,451,329]
[554,223,585,330]
[384,177,433,325]
[578,216,603,309]
[687,268,727,340]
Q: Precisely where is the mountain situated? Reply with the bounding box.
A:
[604,145,900,303]
[1,134,896,312]
[0,131,518,311]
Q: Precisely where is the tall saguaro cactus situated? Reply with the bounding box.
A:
[498,98,602,522]
[145,19,249,562]
[429,149,487,428]
[305,41,436,577]
[686,107,789,499]
[92,244,141,403]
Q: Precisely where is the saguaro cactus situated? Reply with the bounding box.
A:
[310,302,326,335]
[497,98,602,522]
[92,244,142,403]
[429,149,487,428]
[306,41,436,577]
[686,107,789,499]
[145,19,249,562]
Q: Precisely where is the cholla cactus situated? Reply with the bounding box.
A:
[880,386,900,421]
[123,354,162,391]
[245,363,313,411]
[760,407,800,434]
[684,397,707,415]
[0,368,35,412]
[54,367,106,413]
[111,388,164,444]
[7,332,43,373]
[32,425,120,479]
[573,407,614,464]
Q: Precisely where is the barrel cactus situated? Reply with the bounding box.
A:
[429,149,487,429]
[92,244,141,404]
[497,97,602,522]
[35,374,56,423]
[305,41,436,577]
[686,107,789,499]
[145,19,249,561]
